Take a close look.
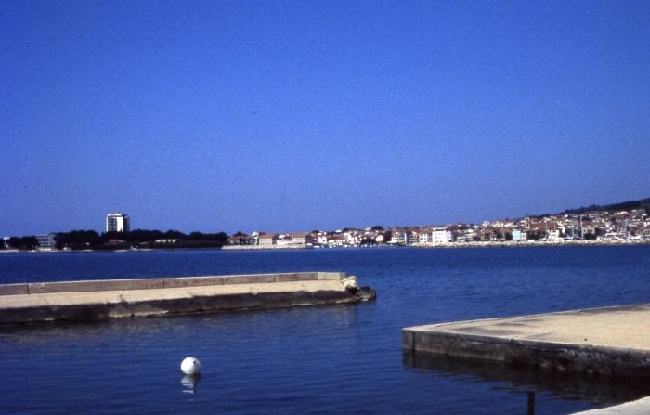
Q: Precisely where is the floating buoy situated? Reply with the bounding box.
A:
[180,357,201,375]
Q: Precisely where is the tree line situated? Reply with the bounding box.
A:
[1,229,229,251]
[564,198,650,215]
[1,236,40,251]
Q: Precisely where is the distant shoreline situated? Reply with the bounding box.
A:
[223,239,650,250]
[408,238,650,249]
[1,238,648,254]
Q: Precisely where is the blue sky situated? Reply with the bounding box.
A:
[1,0,649,236]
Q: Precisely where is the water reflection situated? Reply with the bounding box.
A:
[181,373,201,394]
[403,351,650,410]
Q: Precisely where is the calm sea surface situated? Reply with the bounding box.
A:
[1,245,649,414]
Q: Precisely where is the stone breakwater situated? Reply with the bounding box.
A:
[0,272,376,324]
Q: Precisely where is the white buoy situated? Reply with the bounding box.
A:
[180,357,201,375]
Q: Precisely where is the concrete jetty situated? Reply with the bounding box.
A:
[0,272,375,324]
[403,304,650,380]
[571,397,650,414]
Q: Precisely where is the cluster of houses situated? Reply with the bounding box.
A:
[228,209,650,248]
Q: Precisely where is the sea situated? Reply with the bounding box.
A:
[1,245,649,414]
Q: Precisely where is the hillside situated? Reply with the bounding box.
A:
[564,198,650,215]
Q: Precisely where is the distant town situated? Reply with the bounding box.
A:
[2,199,649,252]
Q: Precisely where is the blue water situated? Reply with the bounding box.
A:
[1,245,649,414]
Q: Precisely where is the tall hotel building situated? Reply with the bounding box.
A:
[106,213,130,233]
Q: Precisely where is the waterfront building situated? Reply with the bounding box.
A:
[258,234,279,246]
[106,213,130,233]
[512,228,527,242]
[419,228,432,244]
[327,234,345,247]
[316,232,329,246]
[35,233,57,251]
[291,233,313,246]
[431,227,452,243]
[408,230,420,245]
[277,234,293,246]
[229,232,254,245]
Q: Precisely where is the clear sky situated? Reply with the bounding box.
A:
[1,0,649,236]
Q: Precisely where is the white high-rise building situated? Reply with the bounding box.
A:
[106,213,130,233]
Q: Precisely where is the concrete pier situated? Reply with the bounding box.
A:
[403,304,650,380]
[571,397,650,414]
[0,272,375,324]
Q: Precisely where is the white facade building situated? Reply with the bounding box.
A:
[512,228,527,241]
[431,227,452,243]
[36,233,57,250]
[106,213,130,233]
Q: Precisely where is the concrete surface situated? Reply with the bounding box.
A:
[403,304,650,379]
[0,272,375,323]
[570,397,650,414]
[404,305,650,414]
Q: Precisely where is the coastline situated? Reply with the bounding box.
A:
[223,238,650,251]
[1,238,647,254]
[408,238,650,249]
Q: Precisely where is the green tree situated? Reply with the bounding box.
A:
[7,237,21,249]
[188,231,205,241]
[55,230,100,250]
[19,236,39,250]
